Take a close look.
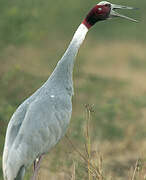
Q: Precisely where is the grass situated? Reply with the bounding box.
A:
[62,105,146,180]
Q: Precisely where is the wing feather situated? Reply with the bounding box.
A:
[4,95,71,180]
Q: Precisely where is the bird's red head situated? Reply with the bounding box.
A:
[82,4,111,29]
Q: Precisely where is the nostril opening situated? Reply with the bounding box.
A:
[105,4,111,8]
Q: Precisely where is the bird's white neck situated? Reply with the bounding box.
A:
[61,23,88,64]
[48,24,88,95]
[54,24,88,70]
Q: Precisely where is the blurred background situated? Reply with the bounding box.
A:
[0,0,146,179]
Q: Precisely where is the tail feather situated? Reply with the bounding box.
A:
[3,148,26,180]
[14,166,25,180]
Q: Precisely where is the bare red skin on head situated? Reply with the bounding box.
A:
[82,5,111,29]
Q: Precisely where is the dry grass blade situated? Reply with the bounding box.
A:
[85,104,92,180]
[84,143,90,158]
[98,154,103,180]
[84,104,105,180]
[130,159,140,180]
[71,161,76,180]
[65,135,102,179]
[65,104,106,180]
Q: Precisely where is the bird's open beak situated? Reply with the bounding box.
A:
[110,4,138,22]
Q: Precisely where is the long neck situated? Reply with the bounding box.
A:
[57,24,88,71]
[48,24,88,95]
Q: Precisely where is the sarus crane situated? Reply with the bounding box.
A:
[2,1,138,180]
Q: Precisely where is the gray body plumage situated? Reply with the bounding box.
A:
[3,24,88,180]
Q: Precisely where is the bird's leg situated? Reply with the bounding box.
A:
[33,160,37,171]
[31,155,43,180]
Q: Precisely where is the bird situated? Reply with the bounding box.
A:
[2,1,137,180]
